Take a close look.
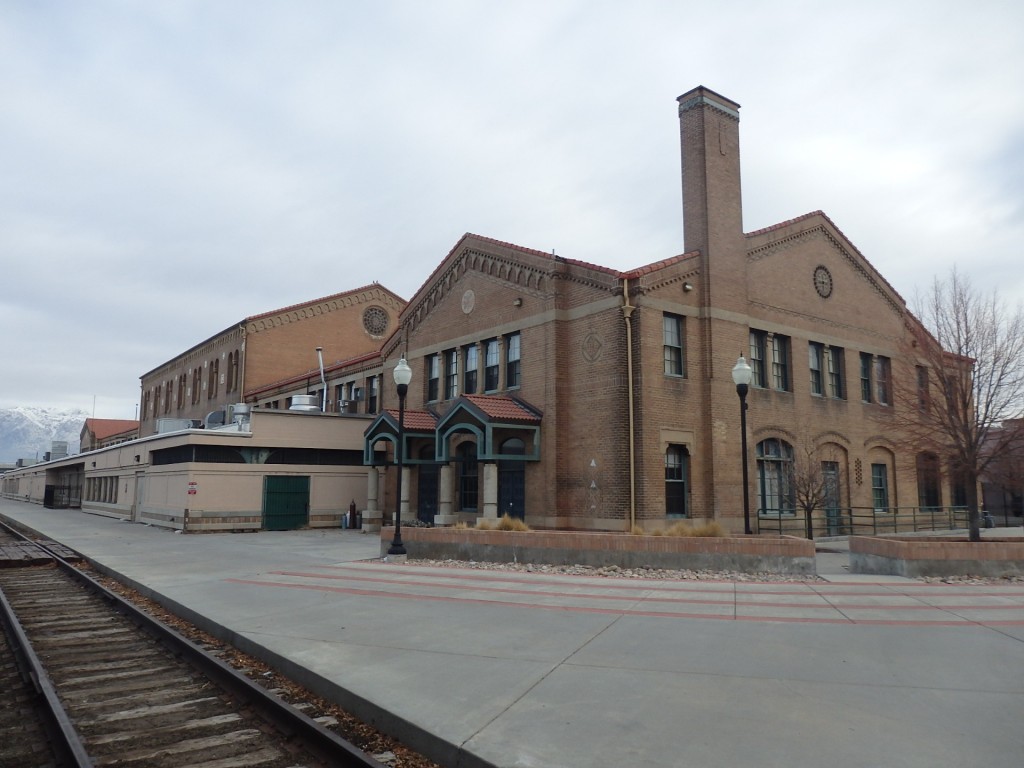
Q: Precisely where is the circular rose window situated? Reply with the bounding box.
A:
[362,306,389,336]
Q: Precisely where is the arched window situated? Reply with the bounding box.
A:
[226,350,240,394]
[665,445,689,517]
[757,438,795,515]
[208,359,219,399]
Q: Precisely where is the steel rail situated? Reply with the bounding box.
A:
[0,519,388,768]
[0,562,94,766]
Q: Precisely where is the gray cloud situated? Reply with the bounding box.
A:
[2,0,1022,416]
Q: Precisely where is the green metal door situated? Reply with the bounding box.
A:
[263,475,310,530]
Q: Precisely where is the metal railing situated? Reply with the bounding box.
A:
[756,506,973,538]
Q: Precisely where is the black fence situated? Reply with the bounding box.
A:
[755,506,979,539]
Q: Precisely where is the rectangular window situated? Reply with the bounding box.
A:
[663,314,684,377]
[749,330,768,388]
[665,445,688,517]
[875,356,891,405]
[827,346,845,399]
[445,349,459,399]
[871,463,889,512]
[809,342,824,396]
[464,345,479,395]
[771,334,790,391]
[505,332,521,389]
[484,339,499,392]
[427,354,440,402]
[367,376,378,413]
[860,353,873,403]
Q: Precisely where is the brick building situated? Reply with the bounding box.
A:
[362,86,952,534]
[80,418,140,452]
[138,283,405,436]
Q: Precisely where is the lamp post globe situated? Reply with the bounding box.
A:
[388,356,412,556]
[731,355,753,535]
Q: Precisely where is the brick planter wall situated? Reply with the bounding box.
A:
[850,536,1024,578]
[381,527,816,575]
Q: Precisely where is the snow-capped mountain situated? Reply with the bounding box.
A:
[0,406,88,463]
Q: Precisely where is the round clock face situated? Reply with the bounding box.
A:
[813,266,833,298]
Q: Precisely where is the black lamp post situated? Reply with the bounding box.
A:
[388,356,412,556]
[732,354,753,535]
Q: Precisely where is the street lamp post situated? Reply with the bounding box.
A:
[388,356,412,556]
[732,354,753,535]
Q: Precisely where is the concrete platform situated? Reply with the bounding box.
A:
[2,499,1023,768]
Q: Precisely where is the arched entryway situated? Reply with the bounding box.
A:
[456,441,479,514]
[498,438,525,519]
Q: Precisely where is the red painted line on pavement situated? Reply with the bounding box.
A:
[319,563,1024,600]
[225,577,1024,627]
[268,570,1024,612]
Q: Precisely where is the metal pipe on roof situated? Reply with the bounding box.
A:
[315,347,327,412]
[622,278,637,531]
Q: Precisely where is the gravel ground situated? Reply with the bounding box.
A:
[407,558,824,582]
[407,558,1024,585]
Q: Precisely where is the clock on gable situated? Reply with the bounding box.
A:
[813,265,833,298]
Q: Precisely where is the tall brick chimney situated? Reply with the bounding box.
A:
[677,86,746,312]
[678,87,750,522]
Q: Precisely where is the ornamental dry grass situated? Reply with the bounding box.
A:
[453,515,531,532]
[633,521,726,538]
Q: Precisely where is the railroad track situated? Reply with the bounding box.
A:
[0,523,388,767]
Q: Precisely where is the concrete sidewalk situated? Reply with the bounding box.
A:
[3,499,1023,768]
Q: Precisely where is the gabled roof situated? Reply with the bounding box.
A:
[383,409,440,432]
[458,395,543,424]
[83,418,140,441]
[245,282,405,324]
[746,210,909,309]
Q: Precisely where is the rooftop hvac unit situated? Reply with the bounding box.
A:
[289,394,320,412]
[204,410,227,429]
[156,418,194,434]
[231,403,251,424]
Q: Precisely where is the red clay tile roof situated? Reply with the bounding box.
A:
[745,210,909,308]
[621,251,700,279]
[84,419,140,440]
[245,282,406,324]
[384,409,438,431]
[462,395,542,423]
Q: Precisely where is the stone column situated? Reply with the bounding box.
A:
[478,462,499,523]
[434,464,458,526]
[362,466,382,532]
[401,466,411,520]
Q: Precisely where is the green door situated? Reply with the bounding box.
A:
[263,475,310,530]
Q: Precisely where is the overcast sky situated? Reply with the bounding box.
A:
[2,0,1022,418]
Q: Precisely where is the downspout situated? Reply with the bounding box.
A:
[316,347,328,411]
[622,278,637,531]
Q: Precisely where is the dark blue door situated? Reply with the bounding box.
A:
[498,438,525,519]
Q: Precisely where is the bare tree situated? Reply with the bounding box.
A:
[787,436,841,540]
[982,419,1024,524]
[905,269,1024,541]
